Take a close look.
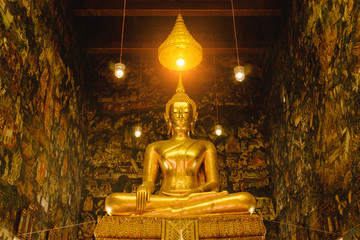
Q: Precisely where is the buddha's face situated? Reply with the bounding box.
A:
[169,102,193,132]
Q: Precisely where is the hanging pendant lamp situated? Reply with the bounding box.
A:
[213,56,223,136]
[230,0,245,82]
[158,14,203,71]
[115,0,127,79]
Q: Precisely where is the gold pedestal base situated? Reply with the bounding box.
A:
[94,214,266,240]
[162,219,198,240]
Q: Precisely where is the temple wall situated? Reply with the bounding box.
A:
[80,55,275,239]
[0,1,87,239]
[265,0,360,239]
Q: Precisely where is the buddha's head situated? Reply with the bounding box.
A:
[164,78,198,134]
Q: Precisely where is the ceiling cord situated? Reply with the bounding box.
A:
[120,0,127,62]
[213,55,219,124]
[230,0,240,66]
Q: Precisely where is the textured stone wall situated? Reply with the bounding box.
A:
[80,55,275,238]
[0,0,87,239]
[266,0,360,239]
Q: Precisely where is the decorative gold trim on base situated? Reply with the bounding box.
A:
[162,219,198,240]
[95,214,266,240]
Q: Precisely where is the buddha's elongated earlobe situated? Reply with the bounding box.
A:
[167,122,172,135]
[164,113,172,135]
[190,113,198,134]
[190,123,195,134]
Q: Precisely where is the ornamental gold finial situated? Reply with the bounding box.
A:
[158,14,203,71]
[176,74,185,93]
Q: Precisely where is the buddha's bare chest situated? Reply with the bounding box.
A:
[157,141,205,172]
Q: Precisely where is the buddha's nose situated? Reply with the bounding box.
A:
[177,110,184,118]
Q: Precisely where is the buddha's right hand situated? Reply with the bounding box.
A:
[136,184,151,211]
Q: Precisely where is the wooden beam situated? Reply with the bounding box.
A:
[73,0,281,9]
[74,1,281,10]
[74,8,281,17]
[86,47,266,55]
[74,0,281,17]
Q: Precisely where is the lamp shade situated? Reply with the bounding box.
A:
[134,126,142,138]
[234,65,245,82]
[215,124,223,136]
[158,14,202,71]
[115,62,125,78]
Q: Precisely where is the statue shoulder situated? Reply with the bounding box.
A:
[145,140,167,151]
[197,139,216,151]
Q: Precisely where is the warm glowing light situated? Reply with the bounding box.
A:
[249,206,255,214]
[158,14,202,71]
[134,130,141,138]
[134,126,142,138]
[234,66,245,82]
[115,63,125,78]
[177,58,185,67]
[215,125,222,136]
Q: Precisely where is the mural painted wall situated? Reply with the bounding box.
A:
[0,0,87,239]
[79,55,276,239]
[266,0,360,239]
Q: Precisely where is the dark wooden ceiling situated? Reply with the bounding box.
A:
[73,0,287,99]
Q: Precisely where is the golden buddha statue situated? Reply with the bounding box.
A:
[105,79,256,217]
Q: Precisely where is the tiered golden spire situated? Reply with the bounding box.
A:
[158,14,203,71]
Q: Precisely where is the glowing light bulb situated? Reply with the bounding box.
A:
[234,65,245,82]
[115,62,125,78]
[134,130,141,138]
[215,125,222,136]
[176,58,185,67]
[249,206,255,214]
[134,126,142,138]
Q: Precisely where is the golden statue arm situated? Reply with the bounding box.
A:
[198,143,220,192]
[137,144,158,210]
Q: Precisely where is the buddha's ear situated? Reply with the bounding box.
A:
[193,112,198,123]
[164,113,172,135]
[191,112,198,134]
